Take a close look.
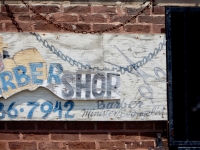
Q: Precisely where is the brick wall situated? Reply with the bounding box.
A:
[0,2,165,33]
[0,121,167,150]
[0,1,167,150]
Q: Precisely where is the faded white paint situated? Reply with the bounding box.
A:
[0,33,167,121]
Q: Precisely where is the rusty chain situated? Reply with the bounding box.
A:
[19,0,153,34]
[4,4,23,32]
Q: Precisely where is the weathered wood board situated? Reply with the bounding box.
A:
[0,33,166,121]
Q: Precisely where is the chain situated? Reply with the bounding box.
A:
[20,0,153,34]
[4,4,23,32]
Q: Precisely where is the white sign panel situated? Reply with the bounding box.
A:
[0,33,166,121]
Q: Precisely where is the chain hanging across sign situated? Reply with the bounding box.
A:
[0,0,167,121]
[0,32,167,121]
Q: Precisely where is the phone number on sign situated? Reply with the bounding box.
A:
[0,100,75,119]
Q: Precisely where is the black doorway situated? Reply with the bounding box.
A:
[166,7,200,149]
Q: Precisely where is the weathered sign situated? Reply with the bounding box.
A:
[0,33,166,120]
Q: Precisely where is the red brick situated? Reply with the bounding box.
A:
[68,142,95,149]
[138,16,165,24]
[92,6,117,14]
[93,24,121,33]
[130,19,137,23]
[39,142,66,150]
[32,5,60,13]
[0,13,12,20]
[18,14,34,21]
[63,23,91,32]
[37,122,65,130]
[9,142,22,150]
[9,142,36,150]
[126,121,153,130]
[6,22,32,31]
[141,132,167,142]
[23,133,49,140]
[125,24,150,33]
[97,122,123,130]
[126,7,150,15]
[126,141,154,149]
[1,5,29,13]
[111,132,139,140]
[67,122,94,130]
[22,142,37,150]
[51,142,66,150]
[7,122,35,130]
[32,15,46,21]
[125,133,140,140]
[79,14,107,23]
[153,24,165,33]
[64,6,91,14]
[50,14,77,22]
[109,15,133,23]
[0,142,7,150]
[38,142,50,150]
[140,132,157,140]
[18,14,46,21]
[92,6,116,14]
[153,6,165,15]
[51,133,79,141]
[0,133,19,140]
[0,122,5,130]
[99,141,125,149]
[81,133,108,140]
[111,133,125,140]
[34,23,61,31]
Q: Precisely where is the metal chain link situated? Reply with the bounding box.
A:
[4,4,23,32]
[20,0,153,34]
